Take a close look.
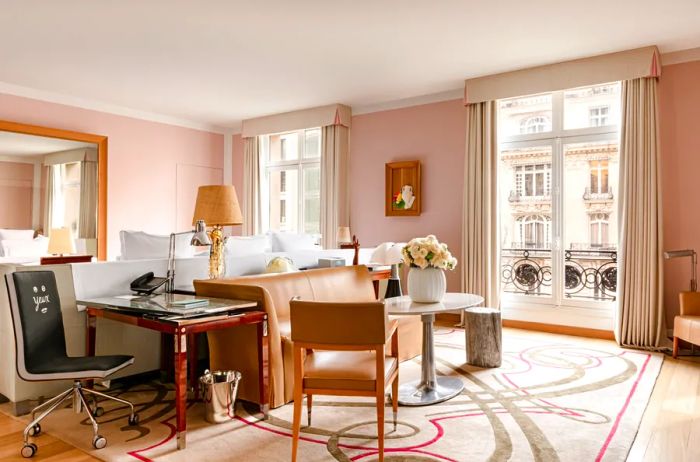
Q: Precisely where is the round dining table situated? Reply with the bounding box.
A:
[385,292,484,406]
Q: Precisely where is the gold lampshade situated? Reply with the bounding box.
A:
[192,185,243,226]
[48,227,76,255]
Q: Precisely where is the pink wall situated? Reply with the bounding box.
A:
[659,60,700,326]
[349,100,467,290]
[0,160,34,229]
[0,93,224,258]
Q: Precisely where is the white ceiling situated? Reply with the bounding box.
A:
[0,131,95,157]
[1,0,699,132]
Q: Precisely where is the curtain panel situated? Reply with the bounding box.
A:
[616,77,666,349]
[320,124,350,249]
[462,101,500,309]
[78,160,98,239]
[242,136,261,236]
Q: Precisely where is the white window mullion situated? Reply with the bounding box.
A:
[552,137,564,307]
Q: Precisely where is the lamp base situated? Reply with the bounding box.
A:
[209,226,224,279]
[385,278,402,298]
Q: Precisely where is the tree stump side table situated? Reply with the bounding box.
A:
[464,307,502,368]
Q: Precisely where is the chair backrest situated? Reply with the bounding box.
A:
[680,291,700,316]
[5,271,67,379]
[290,299,388,346]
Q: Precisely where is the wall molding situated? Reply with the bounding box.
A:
[661,47,700,66]
[0,80,227,134]
[353,88,463,116]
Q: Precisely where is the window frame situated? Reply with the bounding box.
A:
[260,128,322,237]
[498,83,620,312]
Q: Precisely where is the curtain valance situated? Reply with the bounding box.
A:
[241,104,351,138]
[43,148,97,165]
[464,46,660,104]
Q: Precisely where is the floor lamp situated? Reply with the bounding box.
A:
[664,249,697,291]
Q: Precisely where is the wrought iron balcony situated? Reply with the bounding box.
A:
[508,191,551,203]
[501,247,617,301]
[583,186,613,201]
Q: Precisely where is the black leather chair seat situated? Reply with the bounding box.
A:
[28,355,134,378]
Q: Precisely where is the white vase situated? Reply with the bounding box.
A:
[407,267,446,303]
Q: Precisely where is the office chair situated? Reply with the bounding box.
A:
[5,271,139,458]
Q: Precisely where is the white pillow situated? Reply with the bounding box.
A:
[269,232,318,252]
[0,236,49,258]
[224,235,271,258]
[119,230,196,260]
[0,228,34,242]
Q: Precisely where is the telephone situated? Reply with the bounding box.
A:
[130,272,168,295]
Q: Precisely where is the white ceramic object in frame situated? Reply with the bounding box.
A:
[407,267,446,303]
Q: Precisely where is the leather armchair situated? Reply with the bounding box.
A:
[194,265,421,408]
[674,291,700,358]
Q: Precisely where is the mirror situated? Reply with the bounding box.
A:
[0,130,101,262]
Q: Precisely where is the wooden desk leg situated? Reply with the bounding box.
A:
[372,280,380,299]
[174,328,188,449]
[188,334,199,398]
[257,318,270,419]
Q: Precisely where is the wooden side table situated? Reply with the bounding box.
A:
[40,254,93,265]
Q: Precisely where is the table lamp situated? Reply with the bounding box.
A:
[48,228,76,256]
[192,185,243,279]
[166,220,212,293]
[338,227,360,265]
[370,242,406,298]
[664,249,697,291]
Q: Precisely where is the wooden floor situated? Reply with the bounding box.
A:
[0,328,698,461]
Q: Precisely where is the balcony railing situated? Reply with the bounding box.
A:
[508,191,551,203]
[501,247,617,301]
[583,186,613,201]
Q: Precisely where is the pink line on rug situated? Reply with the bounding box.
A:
[594,352,652,462]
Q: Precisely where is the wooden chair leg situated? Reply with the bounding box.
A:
[391,377,398,431]
[376,390,385,462]
[291,349,303,462]
[307,394,313,426]
[673,336,679,359]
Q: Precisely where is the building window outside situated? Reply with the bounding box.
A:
[515,163,551,197]
[517,214,551,248]
[520,116,551,134]
[260,128,322,236]
[589,213,609,247]
[589,106,610,127]
[589,160,609,193]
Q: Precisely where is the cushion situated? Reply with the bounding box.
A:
[303,351,397,391]
[224,234,271,258]
[269,232,318,252]
[0,228,35,241]
[119,230,195,260]
[265,256,297,273]
[0,236,49,258]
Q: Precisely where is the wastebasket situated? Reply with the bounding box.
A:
[200,369,242,424]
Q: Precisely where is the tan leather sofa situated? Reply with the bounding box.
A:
[673,292,700,358]
[194,265,422,409]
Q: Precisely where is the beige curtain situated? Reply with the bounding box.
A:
[242,137,261,236]
[43,165,54,233]
[320,124,349,249]
[462,101,500,309]
[79,160,98,239]
[616,77,666,348]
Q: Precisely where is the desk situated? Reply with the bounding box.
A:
[385,293,484,406]
[79,294,268,450]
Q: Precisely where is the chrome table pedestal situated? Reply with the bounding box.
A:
[397,313,464,406]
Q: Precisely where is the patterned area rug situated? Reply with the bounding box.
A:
[13,328,662,461]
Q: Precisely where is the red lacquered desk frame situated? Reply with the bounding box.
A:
[85,307,269,450]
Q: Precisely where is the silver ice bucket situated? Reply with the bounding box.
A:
[199,369,242,424]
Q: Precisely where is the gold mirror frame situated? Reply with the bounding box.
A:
[0,119,108,260]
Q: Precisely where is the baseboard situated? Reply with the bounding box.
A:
[502,319,615,340]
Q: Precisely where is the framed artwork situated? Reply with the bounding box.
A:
[385,160,421,216]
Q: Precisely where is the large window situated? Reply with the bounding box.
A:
[260,128,321,236]
[499,82,620,305]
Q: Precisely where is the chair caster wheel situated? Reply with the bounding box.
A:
[28,424,41,436]
[92,435,107,449]
[128,414,139,426]
[21,442,37,458]
[92,406,104,418]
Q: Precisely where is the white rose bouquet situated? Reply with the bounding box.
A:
[402,235,457,270]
